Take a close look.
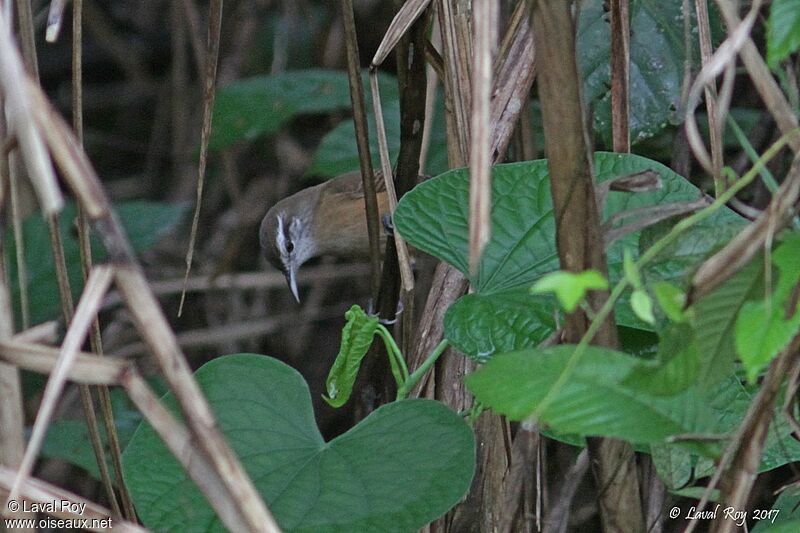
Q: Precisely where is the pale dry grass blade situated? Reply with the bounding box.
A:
[341,0,383,301]
[369,71,415,292]
[0,340,130,385]
[694,0,724,193]
[713,0,800,153]
[0,10,63,214]
[178,0,223,317]
[11,321,59,344]
[46,0,69,42]
[685,0,760,174]
[373,0,432,67]
[488,0,535,160]
[6,265,114,505]
[468,0,496,276]
[0,466,146,532]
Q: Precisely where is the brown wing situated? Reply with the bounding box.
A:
[326,168,388,199]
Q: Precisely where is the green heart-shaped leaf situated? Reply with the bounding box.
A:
[395,152,743,360]
[123,355,475,533]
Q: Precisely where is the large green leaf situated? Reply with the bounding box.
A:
[395,152,742,360]
[308,95,449,179]
[6,201,187,326]
[622,323,700,395]
[690,255,764,386]
[444,292,557,362]
[577,0,710,144]
[465,346,720,456]
[210,70,398,151]
[123,355,475,533]
[767,0,800,68]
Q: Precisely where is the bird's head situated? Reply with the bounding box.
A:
[259,192,319,302]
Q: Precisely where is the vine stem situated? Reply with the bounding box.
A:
[397,340,449,400]
[531,128,800,421]
[377,325,410,382]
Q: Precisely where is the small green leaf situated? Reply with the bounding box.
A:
[735,234,800,382]
[631,289,656,325]
[623,248,642,289]
[767,0,800,68]
[653,282,687,323]
[124,355,475,533]
[736,299,800,382]
[324,305,379,407]
[531,270,608,312]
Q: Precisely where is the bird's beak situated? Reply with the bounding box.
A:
[285,266,300,303]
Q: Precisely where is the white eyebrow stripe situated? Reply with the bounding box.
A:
[276,214,286,255]
[289,216,303,241]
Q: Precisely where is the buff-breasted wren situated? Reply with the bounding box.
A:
[259,170,390,302]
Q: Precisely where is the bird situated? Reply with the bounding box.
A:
[260,169,391,302]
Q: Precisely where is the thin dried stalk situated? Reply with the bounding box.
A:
[0,466,147,533]
[0,10,63,215]
[468,0,496,275]
[694,0,724,193]
[341,0,383,301]
[46,210,121,516]
[13,0,39,80]
[7,265,115,504]
[373,0,432,66]
[0,260,32,524]
[690,336,800,533]
[11,321,58,344]
[713,0,800,153]
[685,0,761,174]
[0,340,131,384]
[692,155,800,299]
[46,0,69,42]
[610,0,630,153]
[178,0,223,316]
[72,0,135,514]
[369,71,415,291]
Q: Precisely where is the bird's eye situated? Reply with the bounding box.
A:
[286,241,294,253]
